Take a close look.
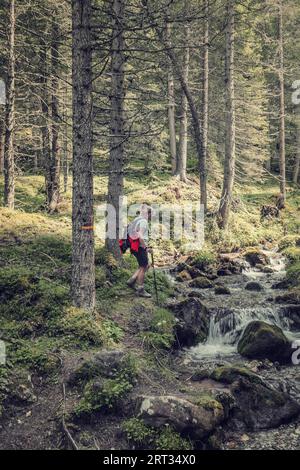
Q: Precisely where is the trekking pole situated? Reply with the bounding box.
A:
[151,250,159,304]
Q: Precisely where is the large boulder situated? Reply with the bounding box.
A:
[137,394,224,440]
[237,321,292,363]
[245,281,263,291]
[243,248,267,267]
[210,365,300,431]
[189,276,213,289]
[168,298,209,347]
[68,349,126,385]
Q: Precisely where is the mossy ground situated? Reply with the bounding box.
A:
[0,174,299,449]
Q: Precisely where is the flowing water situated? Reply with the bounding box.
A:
[182,248,296,360]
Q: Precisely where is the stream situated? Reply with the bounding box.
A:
[168,248,300,449]
[186,248,297,360]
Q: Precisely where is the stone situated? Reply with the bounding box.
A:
[189,276,213,289]
[68,349,126,385]
[214,285,231,295]
[243,248,267,267]
[137,394,224,440]
[210,364,300,431]
[245,281,263,291]
[175,270,192,282]
[168,298,209,347]
[237,321,292,363]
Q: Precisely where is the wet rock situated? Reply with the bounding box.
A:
[186,266,202,279]
[245,281,263,291]
[275,287,300,304]
[280,304,300,331]
[189,276,213,289]
[168,298,209,347]
[68,349,126,385]
[137,394,224,439]
[217,267,232,276]
[261,266,274,274]
[272,279,290,290]
[175,270,192,282]
[237,321,292,364]
[214,285,231,295]
[210,365,300,431]
[243,248,267,267]
[187,290,205,299]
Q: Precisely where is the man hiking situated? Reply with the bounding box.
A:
[126,203,152,298]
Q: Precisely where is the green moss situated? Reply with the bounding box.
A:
[278,235,300,251]
[194,393,223,412]
[0,367,9,417]
[9,337,62,374]
[192,250,216,270]
[73,355,138,418]
[283,246,300,263]
[122,418,155,445]
[155,427,193,451]
[140,308,175,351]
[211,365,264,385]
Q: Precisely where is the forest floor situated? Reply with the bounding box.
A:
[0,173,299,450]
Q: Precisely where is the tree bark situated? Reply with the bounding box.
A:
[106,0,125,260]
[3,0,15,209]
[201,0,209,184]
[177,25,190,183]
[166,22,177,175]
[293,105,300,184]
[218,0,235,229]
[48,20,61,213]
[71,0,95,310]
[0,109,4,173]
[278,0,286,203]
[40,40,52,203]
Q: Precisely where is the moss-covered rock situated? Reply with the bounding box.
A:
[137,394,224,440]
[214,285,231,295]
[237,321,292,363]
[245,281,263,291]
[168,298,209,347]
[210,364,265,385]
[175,270,192,282]
[243,248,267,267]
[189,276,213,289]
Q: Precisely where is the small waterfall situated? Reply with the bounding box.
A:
[187,249,292,359]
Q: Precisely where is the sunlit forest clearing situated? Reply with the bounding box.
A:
[0,0,300,452]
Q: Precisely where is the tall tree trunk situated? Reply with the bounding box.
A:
[177,25,190,183]
[218,0,235,229]
[106,0,125,260]
[40,41,52,202]
[0,110,4,173]
[201,0,209,183]
[3,0,15,209]
[166,22,177,175]
[62,83,69,193]
[71,0,95,310]
[293,105,300,184]
[278,0,286,204]
[48,20,61,213]
[154,22,207,208]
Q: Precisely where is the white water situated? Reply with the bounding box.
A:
[187,249,292,360]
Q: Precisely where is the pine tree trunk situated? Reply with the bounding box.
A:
[71,0,95,310]
[278,0,286,204]
[40,41,52,203]
[166,22,177,175]
[0,110,4,173]
[106,0,125,260]
[48,21,61,213]
[3,0,15,209]
[177,25,190,183]
[201,0,209,183]
[218,0,235,229]
[293,105,300,184]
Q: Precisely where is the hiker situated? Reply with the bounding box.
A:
[126,203,152,298]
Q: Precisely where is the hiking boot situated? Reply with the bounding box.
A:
[136,287,152,298]
[126,278,136,289]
